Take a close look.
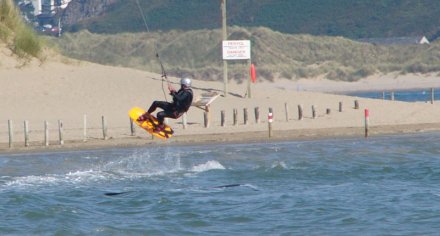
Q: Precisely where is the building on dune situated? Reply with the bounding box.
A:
[357,36,430,45]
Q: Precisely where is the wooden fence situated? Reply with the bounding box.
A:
[4,88,438,148]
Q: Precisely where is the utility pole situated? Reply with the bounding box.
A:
[221,0,228,97]
[58,17,61,37]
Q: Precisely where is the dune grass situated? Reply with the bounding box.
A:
[0,0,43,59]
[52,26,440,82]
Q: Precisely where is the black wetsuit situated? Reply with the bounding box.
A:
[147,86,193,126]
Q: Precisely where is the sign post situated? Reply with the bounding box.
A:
[221,0,228,97]
[222,40,252,98]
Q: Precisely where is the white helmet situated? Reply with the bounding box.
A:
[180,77,192,87]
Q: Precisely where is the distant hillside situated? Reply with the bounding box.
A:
[61,0,440,40]
[51,27,440,82]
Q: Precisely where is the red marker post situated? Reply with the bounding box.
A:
[364,109,369,138]
[268,108,273,138]
[247,63,256,98]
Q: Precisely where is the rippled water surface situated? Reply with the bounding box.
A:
[1,133,440,235]
[347,88,440,102]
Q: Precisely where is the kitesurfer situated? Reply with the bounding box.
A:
[138,77,193,132]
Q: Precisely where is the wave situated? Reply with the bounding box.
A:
[190,160,225,173]
[2,169,111,189]
[1,155,227,191]
[270,161,288,170]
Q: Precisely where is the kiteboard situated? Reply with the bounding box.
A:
[128,107,174,140]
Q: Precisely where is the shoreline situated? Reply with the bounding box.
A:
[286,74,440,93]
[2,122,440,154]
[3,46,440,155]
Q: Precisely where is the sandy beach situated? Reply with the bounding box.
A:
[2,44,440,153]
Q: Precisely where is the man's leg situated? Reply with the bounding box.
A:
[148,101,170,114]
[155,110,180,131]
[138,101,172,122]
[156,111,166,126]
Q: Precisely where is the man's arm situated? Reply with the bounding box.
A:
[168,83,176,93]
[172,89,190,103]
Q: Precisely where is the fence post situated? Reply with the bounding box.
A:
[339,102,343,112]
[102,116,108,140]
[221,110,226,127]
[284,103,289,122]
[354,100,359,109]
[364,109,369,138]
[44,121,49,146]
[312,105,317,119]
[8,120,13,148]
[298,105,303,120]
[58,120,64,145]
[255,107,260,123]
[182,113,187,129]
[233,109,238,126]
[431,88,435,104]
[326,108,331,115]
[391,92,395,101]
[130,117,136,136]
[24,120,29,147]
[204,112,209,128]
[244,108,248,125]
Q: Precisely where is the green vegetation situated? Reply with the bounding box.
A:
[52,27,440,82]
[67,0,440,41]
[0,0,43,59]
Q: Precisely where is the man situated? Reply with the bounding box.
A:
[138,77,193,132]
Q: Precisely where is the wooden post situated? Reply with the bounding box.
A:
[354,100,359,109]
[58,120,64,145]
[221,110,226,127]
[83,114,87,142]
[24,120,29,147]
[254,107,260,123]
[298,105,303,120]
[268,108,273,138]
[391,92,395,101]
[182,113,188,129]
[130,117,136,136]
[206,106,211,127]
[339,102,343,112]
[284,103,289,122]
[8,120,13,148]
[382,91,385,100]
[102,116,108,140]
[233,109,238,126]
[244,108,248,125]
[44,121,49,146]
[312,105,317,119]
[364,109,369,138]
[247,59,252,98]
[326,108,331,115]
[204,112,209,128]
[221,0,228,97]
[431,88,435,104]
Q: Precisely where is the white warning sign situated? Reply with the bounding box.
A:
[222,40,251,60]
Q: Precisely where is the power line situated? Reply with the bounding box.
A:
[134,0,169,101]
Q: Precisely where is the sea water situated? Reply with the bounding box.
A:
[1,133,440,235]
[347,88,440,102]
